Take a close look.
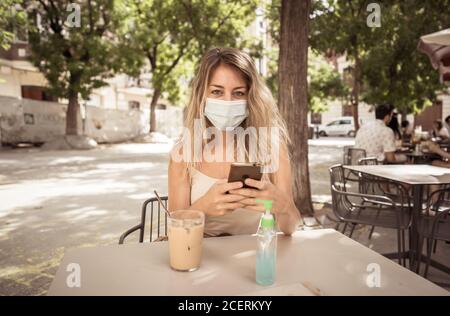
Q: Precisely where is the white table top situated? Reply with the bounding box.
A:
[47,229,448,296]
[344,164,450,185]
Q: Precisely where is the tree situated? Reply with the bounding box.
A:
[309,51,349,113]
[361,0,450,115]
[25,0,131,136]
[265,0,348,114]
[278,0,313,215]
[122,0,259,133]
[310,0,375,131]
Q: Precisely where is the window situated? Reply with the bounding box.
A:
[156,103,167,110]
[327,120,339,126]
[128,101,140,110]
[21,85,57,102]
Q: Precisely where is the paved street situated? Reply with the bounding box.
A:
[1,137,448,295]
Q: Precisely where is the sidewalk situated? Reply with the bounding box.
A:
[1,140,448,295]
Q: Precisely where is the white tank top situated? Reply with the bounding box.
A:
[190,168,261,237]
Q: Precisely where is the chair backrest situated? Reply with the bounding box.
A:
[421,188,450,241]
[329,164,351,219]
[358,157,378,165]
[330,164,411,228]
[143,196,169,242]
[120,196,169,244]
[343,146,367,165]
[343,146,352,165]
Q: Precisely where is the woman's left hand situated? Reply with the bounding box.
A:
[228,178,290,215]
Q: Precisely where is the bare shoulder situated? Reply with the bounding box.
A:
[169,141,188,175]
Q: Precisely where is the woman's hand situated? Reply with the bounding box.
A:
[427,141,440,153]
[228,178,291,215]
[191,179,245,217]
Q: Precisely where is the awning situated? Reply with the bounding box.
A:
[418,28,450,84]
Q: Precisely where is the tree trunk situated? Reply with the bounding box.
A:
[66,90,81,135]
[149,88,161,133]
[278,0,313,215]
[352,56,361,131]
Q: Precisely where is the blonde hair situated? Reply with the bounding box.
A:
[181,47,290,175]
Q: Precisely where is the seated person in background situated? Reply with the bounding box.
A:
[387,112,402,141]
[426,141,450,168]
[432,120,450,140]
[445,115,450,136]
[401,120,412,143]
[355,103,398,164]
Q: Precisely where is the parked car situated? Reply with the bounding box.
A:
[318,117,356,137]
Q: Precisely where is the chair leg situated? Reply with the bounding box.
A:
[368,225,376,240]
[342,222,348,235]
[424,238,434,278]
[416,236,425,274]
[335,222,341,231]
[401,230,406,267]
[433,240,438,253]
[349,223,357,238]
[396,229,402,265]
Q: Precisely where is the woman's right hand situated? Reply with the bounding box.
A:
[191,179,245,217]
[426,141,440,153]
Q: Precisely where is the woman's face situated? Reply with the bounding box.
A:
[207,64,248,101]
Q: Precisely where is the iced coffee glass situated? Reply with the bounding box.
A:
[168,210,205,272]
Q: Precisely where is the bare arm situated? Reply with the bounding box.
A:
[384,151,396,163]
[428,142,450,160]
[168,145,245,216]
[168,156,191,212]
[229,145,302,235]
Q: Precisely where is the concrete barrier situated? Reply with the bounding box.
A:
[0,96,183,144]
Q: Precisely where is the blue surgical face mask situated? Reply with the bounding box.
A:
[204,98,248,130]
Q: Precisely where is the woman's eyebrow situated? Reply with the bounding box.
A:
[210,84,224,88]
[233,86,247,90]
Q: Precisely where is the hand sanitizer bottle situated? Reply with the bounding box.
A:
[255,199,277,286]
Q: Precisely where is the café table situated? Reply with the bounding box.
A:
[47,228,448,296]
[405,152,441,164]
[343,164,450,274]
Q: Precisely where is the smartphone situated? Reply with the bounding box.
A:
[228,162,263,188]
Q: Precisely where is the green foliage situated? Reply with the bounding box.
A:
[0,0,26,49]
[310,0,450,114]
[265,0,348,112]
[121,0,260,106]
[309,52,349,113]
[361,0,450,114]
[25,0,132,100]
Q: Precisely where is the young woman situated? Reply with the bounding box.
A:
[432,120,450,139]
[168,47,302,237]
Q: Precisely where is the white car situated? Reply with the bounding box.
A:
[318,117,356,137]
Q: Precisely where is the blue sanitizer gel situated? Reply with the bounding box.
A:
[255,199,277,286]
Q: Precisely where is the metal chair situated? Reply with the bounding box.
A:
[417,188,450,277]
[343,147,367,182]
[119,196,169,244]
[357,157,379,239]
[329,164,412,266]
[358,157,379,166]
[343,147,367,165]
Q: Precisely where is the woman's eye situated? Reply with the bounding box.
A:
[233,91,245,97]
[211,90,222,95]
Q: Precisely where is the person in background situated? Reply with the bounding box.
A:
[445,115,450,135]
[426,141,450,168]
[387,112,402,140]
[401,120,412,143]
[355,103,397,163]
[432,120,450,139]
